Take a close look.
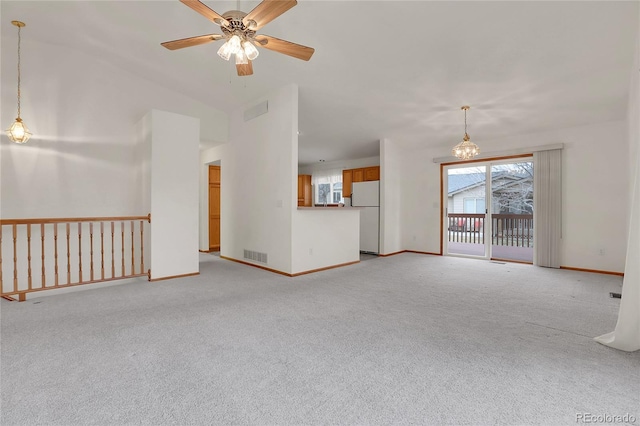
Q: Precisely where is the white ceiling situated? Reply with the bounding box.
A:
[1,1,638,165]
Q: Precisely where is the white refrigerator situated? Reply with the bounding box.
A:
[351,181,380,254]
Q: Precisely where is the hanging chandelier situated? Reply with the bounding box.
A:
[452,106,479,160]
[6,20,32,144]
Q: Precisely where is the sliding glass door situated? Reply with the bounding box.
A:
[446,165,487,257]
[444,158,534,262]
[490,161,534,262]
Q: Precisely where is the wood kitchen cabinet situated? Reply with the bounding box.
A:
[364,166,380,181]
[298,174,312,207]
[353,168,365,183]
[342,166,380,197]
[342,169,353,198]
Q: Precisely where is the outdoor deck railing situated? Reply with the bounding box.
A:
[1,215,150,301]
[447,213,533,247]
[447,214,485,244]
[491,214,533,247]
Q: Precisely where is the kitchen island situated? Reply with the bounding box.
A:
[292,206,361,274]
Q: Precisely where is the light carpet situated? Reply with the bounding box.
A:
[1,253,638,425]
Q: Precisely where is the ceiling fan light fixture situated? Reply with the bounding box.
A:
[217,40,232,60]
[452,106,480,161]
[243,40,259,60]
[228,35,242,54]
[162,0,315,76]
[235,48,249,65]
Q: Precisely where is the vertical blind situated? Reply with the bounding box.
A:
[533,149,562,268]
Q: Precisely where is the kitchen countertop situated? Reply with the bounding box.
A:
[297,206,361,210]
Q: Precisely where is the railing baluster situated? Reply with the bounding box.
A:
[66,223,71,284]
[90,223,94,281]
[100,222,105,280]
[54,224,59,286]
[13,224,18,294]
[140,220,144,274]
[111,222,115,278]
[78,223,83,283]
[510,219,514,247]
[27,224,32,290]
[41,224,46,288]
[473,218,477,244]
[121,222,125,277]
[464,219,467,243]
[130,221,135,276]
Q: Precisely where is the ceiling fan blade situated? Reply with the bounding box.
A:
[161,34,224,50]
[236,61,254,76]
[180,0,230,26]
[243,0,297,30]
[254,35,314,61]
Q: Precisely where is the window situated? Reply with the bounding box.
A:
[313,169,344,205]
[332,183,342,203]
[463,197,485,213]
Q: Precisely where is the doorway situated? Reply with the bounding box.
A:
[209,165,221,251]
[444,157,534,263]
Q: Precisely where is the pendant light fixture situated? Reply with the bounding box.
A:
[6,20,32,144]
[452,106,479,160]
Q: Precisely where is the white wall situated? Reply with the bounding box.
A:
[145,110,200,279]
[380,138,403,255]
[200,85,361,275]
[399,143,442,254]
[291,209,360,274]
[395,120,629,272]
[1,38,227,219]
[203,84,297,273]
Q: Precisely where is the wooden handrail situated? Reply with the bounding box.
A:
[0,214,150,225]
[1,214,150,301]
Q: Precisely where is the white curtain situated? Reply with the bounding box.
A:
[312,169,342,202]
[533,149,562,268]
[595,43,640,352]
[595,163,640,351]
[311,169,342,188]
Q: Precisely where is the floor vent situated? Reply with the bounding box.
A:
[244,249,268,264]
[610,292,622,299]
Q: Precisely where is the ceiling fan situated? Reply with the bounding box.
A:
[161,0,315,76]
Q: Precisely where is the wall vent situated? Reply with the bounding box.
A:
[243,100,268,122]
[243,249,268,264]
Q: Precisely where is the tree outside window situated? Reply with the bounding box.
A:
[317,183,331,205]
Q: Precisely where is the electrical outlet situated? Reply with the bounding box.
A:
[598,248,606,256]
[309,248,313,255]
